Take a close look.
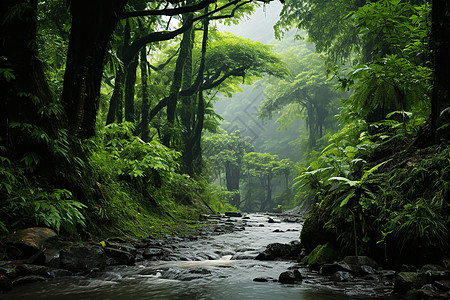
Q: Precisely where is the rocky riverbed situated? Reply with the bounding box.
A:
[1,212,449,299]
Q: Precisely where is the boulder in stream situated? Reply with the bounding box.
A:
[5,227,57,260]
[255,243,292,260]
[143,247,165,259]
[60,244,106,273]
[303,243,339,270]
[16,264,50,277]
[104,247,135,266]
[342,256,378,269]
[278,269,302,284]
[320,263,350,276]
[225,212,242,217]
[330,271,353,282]
[393,272,426,294]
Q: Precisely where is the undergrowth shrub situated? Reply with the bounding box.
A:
[0,146,86,236]
[297,116,450,267]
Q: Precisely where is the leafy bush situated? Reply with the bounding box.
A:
[0,154,86,235]
[200,183,238,213]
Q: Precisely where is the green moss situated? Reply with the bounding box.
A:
[82,180,213,240]
[305,243,339,269]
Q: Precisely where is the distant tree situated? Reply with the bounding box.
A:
[260,52,339,149]
[242,152,292,211]
[203,131,253,207]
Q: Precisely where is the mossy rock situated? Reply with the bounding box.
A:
[300,211,334,253]
[304,243,339,270]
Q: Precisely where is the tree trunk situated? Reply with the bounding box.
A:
[62,0,126,138]
[180,21,195,174]
[163,14,194,146]
[125,54,138,122]
[180,24,195,136]
[140,47,151,141]
[263,175,273,212]
[0,0,54,156]
[225,163,241,207]
[106,67,125,125]
[183,9,209,176]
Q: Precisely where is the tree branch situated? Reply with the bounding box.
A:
[123,0,217,18]
[148,48,180,71]
[208,0,252,21]
[125,0,243,66]
[148,96,169,122]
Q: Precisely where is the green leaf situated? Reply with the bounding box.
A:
[340,189,356,207]
[329,177,358,187]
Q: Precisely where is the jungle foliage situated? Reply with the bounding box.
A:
[0,0,287,238]
[274,0,450,267]
[0,0,449,270]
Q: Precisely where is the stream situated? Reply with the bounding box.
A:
[2,214,403,300]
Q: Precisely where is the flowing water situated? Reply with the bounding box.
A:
[2,214,403,300]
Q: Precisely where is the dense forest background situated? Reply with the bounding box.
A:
[0,0,449,268]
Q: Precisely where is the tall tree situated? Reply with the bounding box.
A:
[260,52,339,149]
[62,0,127,138]
[0,0,54,155]
[203,131,253,207]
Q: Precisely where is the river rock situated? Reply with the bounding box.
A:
[60,244,106,273]
[253,277,271,282]
[104,247,135,266]
[278,269,302,284]
[225,212,242,217]
[283,217,300,223]
[342,256,378,269]
[330,271,353,282]
[43,248,60,267]
[255,243,292,260]
[360,265,376,275]
[143,247,164,259]
[16,264,50,277]
[411,283,448,300]
[320,263,350,276]
[106,241,137,257]
[304,243,339,270]
[6,227,57,259]
[393,272,426,294]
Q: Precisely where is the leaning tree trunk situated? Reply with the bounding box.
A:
[62,0,126,138]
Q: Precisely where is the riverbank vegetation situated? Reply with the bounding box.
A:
[1,0,449,270]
